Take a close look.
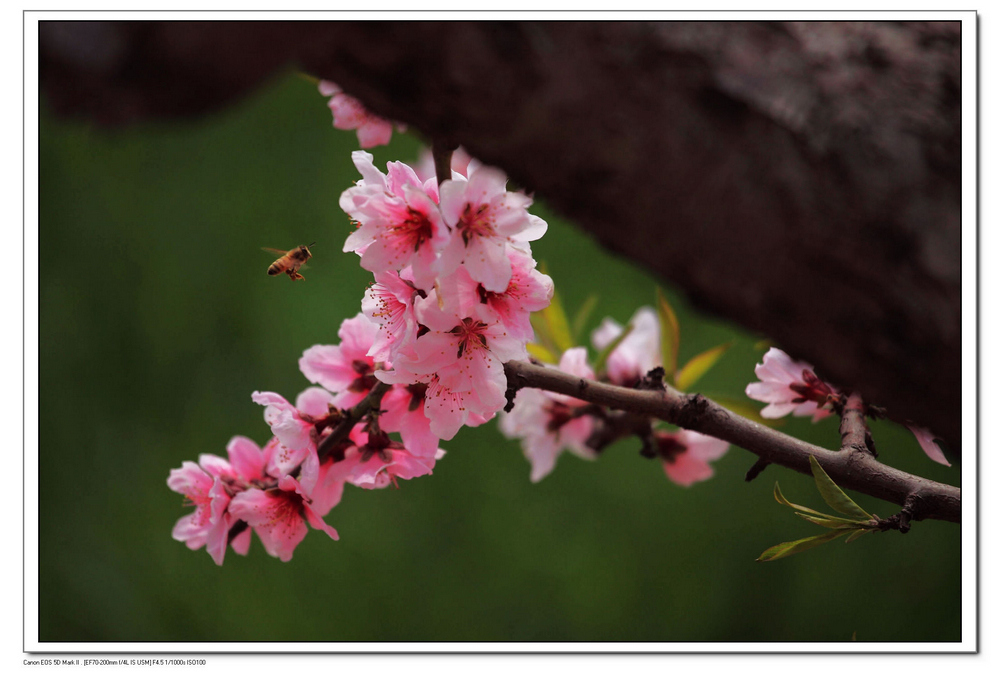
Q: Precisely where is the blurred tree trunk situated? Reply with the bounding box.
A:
[39,20,964,455]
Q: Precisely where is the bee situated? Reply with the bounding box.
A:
[263,243,315,281]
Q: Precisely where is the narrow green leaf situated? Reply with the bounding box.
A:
[526,342,559,364]
[710,395,786,428]
[655,287,681,380]
[592,323,634,376]
[773,482,834,519]
[297,72,321,85]
[794,512,870,529]
[675,341,734,391]
[753,339,775,351]
[542,289,574,353]
[756,530,851,562]
[529,313,559,357]
[845,529,872,544]
[571,295,600,343]
[808,456,871,520]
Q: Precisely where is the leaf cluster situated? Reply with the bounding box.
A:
[757,456,878,561]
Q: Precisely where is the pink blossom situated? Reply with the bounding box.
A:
[338,151,391,224]
[499,348,598,482]
[340,152,449,288]
[251,387,336,494]
[379,383,440,458]
[385,291,526,422]
[745,347,838,422]
[228,474,339,562]
[300,313,381,408]
[361,270,420,364]
[654,429,729,487]
[342,444,441,490]
[907,425,951,466]
[591,307,661,387]
[312,423,441,489]
[376,369,493,441]
[319,80,401,149]
[437,166,547,292]
[167,436,273,565]
[439,249,553,343]
[168,461,228,557]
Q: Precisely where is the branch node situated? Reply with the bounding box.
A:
[675,393,709,429]
[638,366,666,391]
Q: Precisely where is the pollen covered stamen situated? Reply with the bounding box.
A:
[448,317,491,359]
[458,203,495,245]
[394,206,435,252]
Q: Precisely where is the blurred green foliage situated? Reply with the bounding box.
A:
[38,71,961,643]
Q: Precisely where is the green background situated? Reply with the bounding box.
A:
[38,72,962,643]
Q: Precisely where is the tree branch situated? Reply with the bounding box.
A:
[839,392,877,457]
[316,381,391,462]
[503,359,960,524]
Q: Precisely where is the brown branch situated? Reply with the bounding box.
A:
[432,142,457,188]
[744,457,770,482]
[316,381,391,462]
[839,392,877,458]
[503,360,960,524]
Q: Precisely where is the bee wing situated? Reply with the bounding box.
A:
[262,247,289,256]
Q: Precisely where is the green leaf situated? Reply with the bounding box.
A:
[655,287,680,380]
[529,313,559,357]
[709,395,785,428]
[675,341,733,391]
[808,456,871,520]
[756,529,851,562]
[592,323,635,376]
[526,342,559,364]
[794,512,871,529]
[541,288,574,353]
[571,295,599,343]
[753,339,775,351]
[845,529,872,544]
[773,482,834,519]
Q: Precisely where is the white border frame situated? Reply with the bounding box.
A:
[22,9,978,655]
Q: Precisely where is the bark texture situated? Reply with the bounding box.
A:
[39,20,964,454]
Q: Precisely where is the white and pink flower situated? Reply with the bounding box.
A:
[378,383,440,458]
[654,429,729,487]
[591,307,662,387]
[228,474,339,562]
[300,313,381,409]
[251,387,336,494]
[319,80,402,149]
[437,166,546,292]
[361,269,420,364]
[500,348,598,482]
[167,436,273,565]
[745,347,838,422]
[341,152,449,288]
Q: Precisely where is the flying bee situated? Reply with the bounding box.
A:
[263,243,315,281]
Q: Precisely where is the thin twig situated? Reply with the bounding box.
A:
[433,141,458,187]
[316,381,391,462]
[839,392,877,457]
[503,359,960,524]
[745,457,770,482]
